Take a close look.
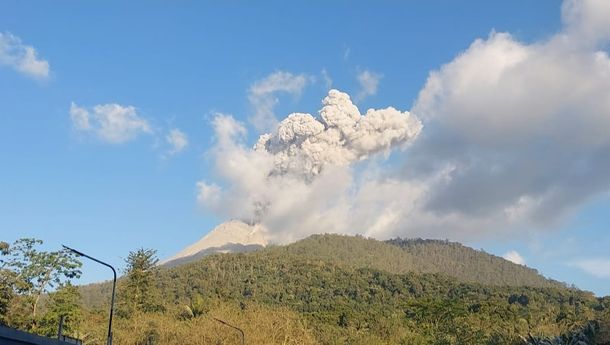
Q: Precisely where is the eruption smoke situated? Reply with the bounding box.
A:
[254,90,422,180]
[199,0,610,244]
[198,90,423,242]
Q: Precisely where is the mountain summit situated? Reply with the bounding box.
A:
[162,220,268,267]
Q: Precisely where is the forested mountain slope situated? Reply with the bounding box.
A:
[81,234,562,308]
[76,234,610,344]
[150,245,607,344]
[387,237,564,288]
[270,234,564,288]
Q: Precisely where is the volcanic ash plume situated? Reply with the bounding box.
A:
[201,0,610,244]
[254,89,422,180]
[198,89,422,242]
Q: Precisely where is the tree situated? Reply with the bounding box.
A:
[0,283,10,325]
[38,283,83,338]
[0,241,13,324]
[121,248,162,314]
[0,238,81,330]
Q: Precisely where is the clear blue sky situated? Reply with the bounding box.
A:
[2,1,609,296]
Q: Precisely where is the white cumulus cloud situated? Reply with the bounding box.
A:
[561,0,610,47]
[410,0,610,233]
[165,128,188,155]
[503,250,526,265]
[569,259,610,278]
[248,71,310,132]
[0,32,49,79]
[69,102,152,144]
[356,69,382,101]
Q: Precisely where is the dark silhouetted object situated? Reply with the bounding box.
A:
[62,245,116,345]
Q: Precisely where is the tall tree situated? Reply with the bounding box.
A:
[121,248,162,314]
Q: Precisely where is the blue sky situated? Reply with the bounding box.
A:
[2,1,609,296]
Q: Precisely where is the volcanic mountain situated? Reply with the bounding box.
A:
[162,220,268,268]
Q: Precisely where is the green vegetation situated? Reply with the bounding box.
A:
[282,235,564,288]
[118,248,164,316]
[2,235,610,344]
[386,238,565,288]
[0,238,82,334]
[37,283,83,337]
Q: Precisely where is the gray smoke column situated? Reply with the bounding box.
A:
[198,89,422,242]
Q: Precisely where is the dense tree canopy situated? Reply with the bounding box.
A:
[3,235,609,344]
[0,238,81,332]
[78,234,609,344]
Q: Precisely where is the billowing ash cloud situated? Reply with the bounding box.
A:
[199,0,610,243]
[198,90,422,242]
[254,90,422,180]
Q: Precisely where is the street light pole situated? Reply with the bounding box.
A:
[63,245,117,345]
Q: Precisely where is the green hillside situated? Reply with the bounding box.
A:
[71,234,610,344]
[80,234,562,310]
[275,234,564,288]
[387,237,565,288]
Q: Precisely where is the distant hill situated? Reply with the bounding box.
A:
[163,230,563,288]
[387,237,565,288]
[270,234,564,288]
[158,215,564,289]
[81,233,562,308]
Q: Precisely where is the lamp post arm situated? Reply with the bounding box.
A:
[62,245,117,345]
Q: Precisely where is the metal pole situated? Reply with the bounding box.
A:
[212,317,245,345]
[57,315,65,339]
[63,245,117,345]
